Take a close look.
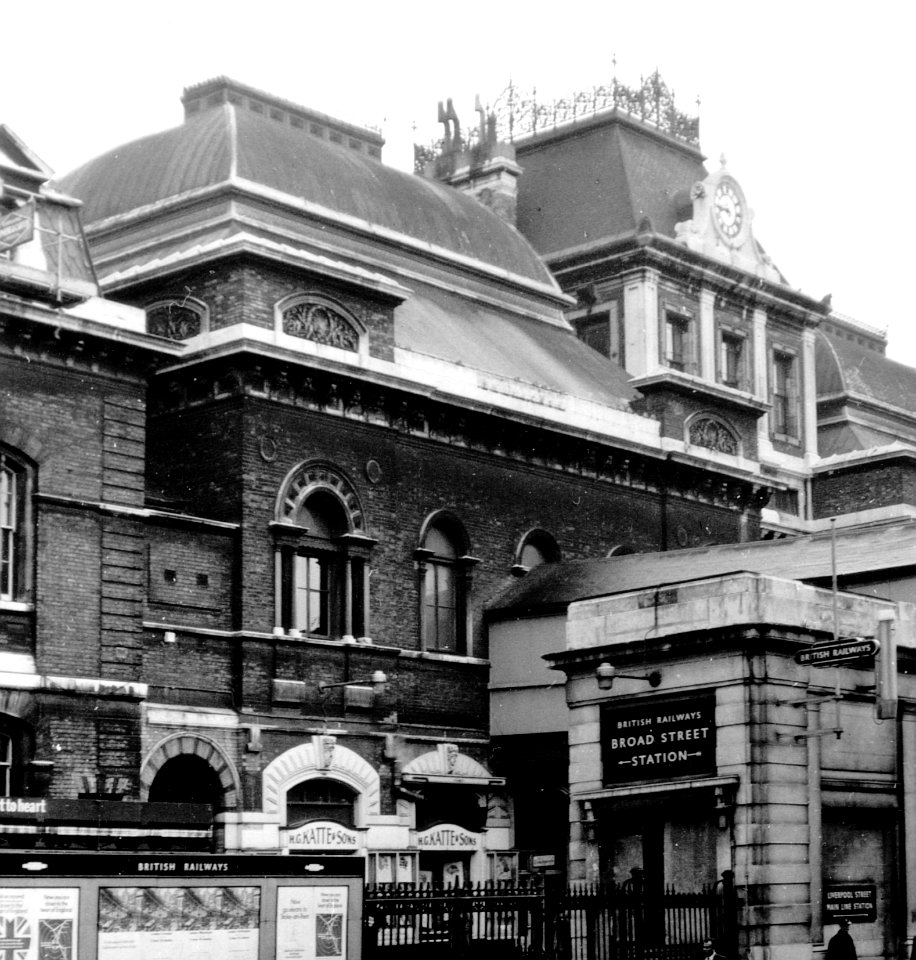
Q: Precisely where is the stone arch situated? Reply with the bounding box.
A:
[418,509,471,556]
[275,459,367,534]
[262,736,380,826]
[401,743,495,780]
[0,422,43,465]
[141,734,240,809]
[514,527,561,568]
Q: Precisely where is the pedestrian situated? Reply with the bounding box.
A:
[826,919,857,960]
[702,938,726,960]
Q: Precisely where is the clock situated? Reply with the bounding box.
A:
[712,179,745,244]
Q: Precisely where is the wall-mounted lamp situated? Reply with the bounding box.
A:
[318,670,388,694]
[596,662,662,691]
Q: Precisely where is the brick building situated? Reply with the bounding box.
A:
[0,78,777,878]
[2,72,916,901]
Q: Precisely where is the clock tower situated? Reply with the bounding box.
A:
[676,159,782,283]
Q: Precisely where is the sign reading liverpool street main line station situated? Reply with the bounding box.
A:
[601,694,716,785]
[794,638,878,668]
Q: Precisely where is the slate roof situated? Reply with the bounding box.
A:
[397,281,639,407]
[57,102,555,287]
[514,112,707,257]
[817,330,916,413]
[487,519,916,616]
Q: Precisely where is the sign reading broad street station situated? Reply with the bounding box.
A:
[602,694,716,785]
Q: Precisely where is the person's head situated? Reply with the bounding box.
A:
[838,919,851,930]
[703,941,715,955]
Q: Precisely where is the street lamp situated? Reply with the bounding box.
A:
[595,662,662,691]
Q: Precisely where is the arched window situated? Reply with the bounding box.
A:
[274,462,376,640]
[513,528,561,575]
[286,778,357,829]
[291,491,348,637]
[0,449,33,604]
[416,516,475,655]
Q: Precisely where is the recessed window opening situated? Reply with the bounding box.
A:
[286,778,357,829]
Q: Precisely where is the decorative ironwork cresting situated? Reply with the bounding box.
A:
[415,71,699,171]
[490,71,699,145]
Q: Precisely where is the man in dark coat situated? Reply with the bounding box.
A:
[826,919,858,960]
[702,939,726,960]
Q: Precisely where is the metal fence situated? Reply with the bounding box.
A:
[364,873,738,960]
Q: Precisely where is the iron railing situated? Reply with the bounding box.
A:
[364,872,738,960]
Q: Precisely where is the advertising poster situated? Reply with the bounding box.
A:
[0,887,78,960]
[276,886,348,960]
[97,886,260,960]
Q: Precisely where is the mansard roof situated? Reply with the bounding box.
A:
[57,86,555,289]
[514,109,707,258]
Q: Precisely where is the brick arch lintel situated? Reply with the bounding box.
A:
[262,736,380,820]
[140,733,240,809]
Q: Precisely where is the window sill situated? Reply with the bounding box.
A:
[0,601,33,613]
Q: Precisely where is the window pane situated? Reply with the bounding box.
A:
[424,562,458,651]
[294,555,330,635]
[0,468,14,602]
[0,734,11,797]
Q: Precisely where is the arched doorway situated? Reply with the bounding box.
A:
[148,755,224,808]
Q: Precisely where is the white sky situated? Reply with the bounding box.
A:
[4,1,913,360]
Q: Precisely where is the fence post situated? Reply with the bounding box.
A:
[719,870,739,960]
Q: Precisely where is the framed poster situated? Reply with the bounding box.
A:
[276,885,348,960]
[0,887,78,960]
[97,885,260,960]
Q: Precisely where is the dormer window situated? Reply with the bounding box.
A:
[277,295,363,353]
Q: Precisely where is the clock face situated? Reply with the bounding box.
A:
[713,180,744,243]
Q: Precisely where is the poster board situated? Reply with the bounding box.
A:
[0,853,363,960]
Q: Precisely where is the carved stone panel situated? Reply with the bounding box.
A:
[282,301,359,351]
[688,417,738,455]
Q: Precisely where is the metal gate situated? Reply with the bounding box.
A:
[363,872,738,960]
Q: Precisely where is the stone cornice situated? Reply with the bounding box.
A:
[150,357,762,514]
[81,177,572,309]
[549,235,828,319]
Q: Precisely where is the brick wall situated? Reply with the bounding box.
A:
[813,459,916,518]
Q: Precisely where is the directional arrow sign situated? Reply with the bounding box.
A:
[795,637,878,667]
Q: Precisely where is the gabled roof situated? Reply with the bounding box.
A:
[487,519,916,616]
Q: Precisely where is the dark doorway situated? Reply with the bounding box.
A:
[148,755,223,808]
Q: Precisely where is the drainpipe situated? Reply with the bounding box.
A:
[808,700,824,946]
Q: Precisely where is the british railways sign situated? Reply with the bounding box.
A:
[601,694,716,785]
[794,638,877,667]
